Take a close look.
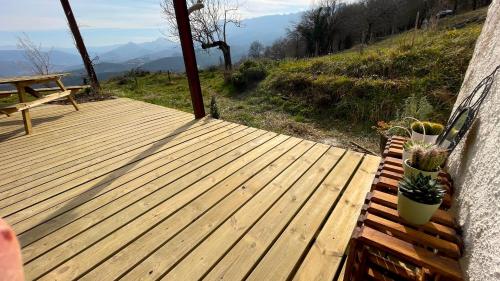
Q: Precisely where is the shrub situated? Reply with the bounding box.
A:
[126,68,150,78]
[230,60,268,90]
[231,72,247,90]
[206,65,220,72]
[239,60,267,82]
[242,66,267,81]
[115,76,132,85]
[210,96,220,119]
[402,95,434,121]
[267,72,313,95]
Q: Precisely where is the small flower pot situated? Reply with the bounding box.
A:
[403,159,439,180]
[402,149,411,163]
[397,190,441,225]
[411,130,438,145]
[379,134,389,155]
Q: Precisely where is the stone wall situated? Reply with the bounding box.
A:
[446,1,500,280]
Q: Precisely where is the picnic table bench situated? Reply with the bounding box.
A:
[0,73,89,135]
[344,136,464,281]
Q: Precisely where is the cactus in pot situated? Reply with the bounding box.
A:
[402,140,432,162]
[411,121,444,144]
[403,145,448,180]
[398,174,445,224]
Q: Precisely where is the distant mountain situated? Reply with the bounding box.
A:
[227,13,302,46]
[89,13,302,64]
[0,12,302,78]
[99,43,151,63]
[97,38,179,63]
[0,61,30,76]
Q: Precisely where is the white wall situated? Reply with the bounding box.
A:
[446,1,500,280]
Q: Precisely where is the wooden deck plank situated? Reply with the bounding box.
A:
[0,112,191,179]
[292,155,380,281]
[0,114,210,190]
[0,103,183,160]
[0,119,227,215]
[122,143,333,281]
[15,128,261,245]
[33,132,283,280]
[12,124,248,234]
[0,99,156,144]
[161,146,343,281]
[0,100,182,156]
[18,127,260,251]
[2,116,221,197]
[80,138,312,280]
[201,147,345,281]
[245,151,364,281]
[0,98,380,281]
[0,102,181,154]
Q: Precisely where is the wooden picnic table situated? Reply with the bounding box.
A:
[0,73,80,135]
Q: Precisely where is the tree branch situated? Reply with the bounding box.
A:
[188,1,204,14]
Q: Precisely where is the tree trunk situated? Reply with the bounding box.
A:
[60,0,101,94]
[201,41,232,70]
[221,44,232,72]
[201,41,232,81]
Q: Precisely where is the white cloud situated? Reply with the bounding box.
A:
[0,0,312,31]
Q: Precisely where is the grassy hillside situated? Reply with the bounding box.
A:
[104,8,486,152]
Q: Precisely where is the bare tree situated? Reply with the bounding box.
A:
[248,41,264,58]
[161,0,241,78]
[17,33,52,75]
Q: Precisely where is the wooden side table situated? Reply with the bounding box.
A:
[344,136,464,281]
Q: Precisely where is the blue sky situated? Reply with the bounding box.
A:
[0,0,312,47]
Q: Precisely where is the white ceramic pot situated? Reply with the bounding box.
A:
[397,190,441,225]
[403,159,439,180]
[402,149,411,163]
[411,130,438,145]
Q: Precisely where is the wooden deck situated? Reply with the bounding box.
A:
[0,98,380,281]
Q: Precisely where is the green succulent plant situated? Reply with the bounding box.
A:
[409,145,448,171]
[399,174,445,205]
[411,121,444,135]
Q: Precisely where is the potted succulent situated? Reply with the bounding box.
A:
[403,145,448,180]
[402,140,432,163]
[411,121,444,144]
[398,174,445,225]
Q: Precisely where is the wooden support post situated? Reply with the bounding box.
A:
[16,83,32,135]
[173,0,206,119]
[60,0,101,94]
[56,78,79,111]
[411,11,420,47]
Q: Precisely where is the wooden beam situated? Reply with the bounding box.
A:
[16,83,32,134]
[60,0,101,94]
[173,0,206,119]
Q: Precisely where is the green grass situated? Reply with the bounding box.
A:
[104,8,486,153]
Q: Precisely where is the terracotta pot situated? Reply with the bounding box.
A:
[411,130,438,145]
[397,191,441,225]
[403,159,439,180]
[379,134,389,155]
